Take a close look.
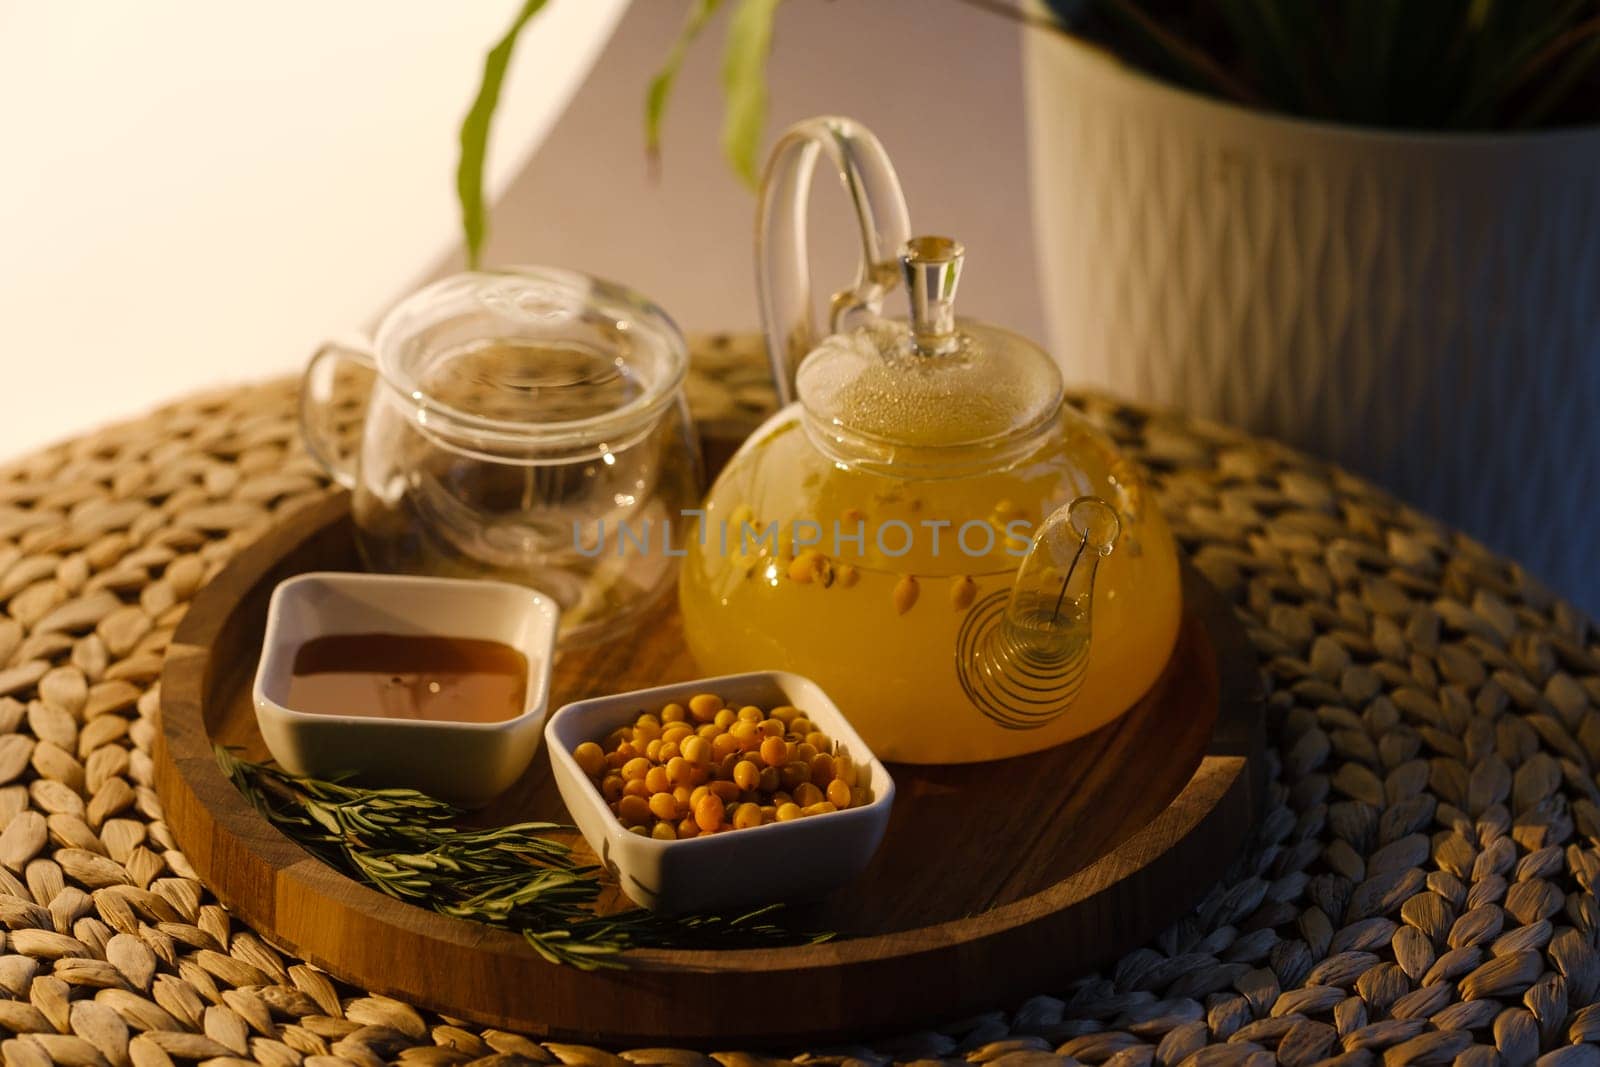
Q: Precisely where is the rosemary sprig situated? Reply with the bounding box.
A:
[215,747,829,969]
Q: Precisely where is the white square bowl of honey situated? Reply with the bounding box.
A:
[546,671,895,914]
[253,571,560,806]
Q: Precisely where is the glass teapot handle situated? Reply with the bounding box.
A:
[756,116,912,406]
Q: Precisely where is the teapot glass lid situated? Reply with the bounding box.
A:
[795,238,1064,470]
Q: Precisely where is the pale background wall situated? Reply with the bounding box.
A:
[0,0,1040,459]
[466,0,1044,346]
[0,0,628,458]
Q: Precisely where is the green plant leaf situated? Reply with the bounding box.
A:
[720,0,782,187]
[1083,0,1265,106]
[457,0,550,270]
[646,0,726,161]
[1513,15,1600,124]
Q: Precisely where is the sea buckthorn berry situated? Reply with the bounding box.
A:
[648,792,678,822]
[627,824,648,836]
[584,695,859,837]
[711,733,742,761]
[835,752,857,787]
[780,761,811,791]
[893,573,920,614]
[665,756,693,786]
[694,794,725,832]
[617,794,651,826]
[733,760,761,791]
[788,549,824,584]
[681,736,711,767]
[688,693,724,722]
[572,742,606,778]
[760,737,788,768]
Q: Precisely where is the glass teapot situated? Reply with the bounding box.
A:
[677,117,1182,764]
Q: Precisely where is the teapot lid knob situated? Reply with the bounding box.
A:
[899,236,964,355]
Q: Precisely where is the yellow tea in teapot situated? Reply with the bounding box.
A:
[679,414,1182,764]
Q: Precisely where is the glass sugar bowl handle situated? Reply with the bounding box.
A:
[756,115,913,405]
[299,337,377,491]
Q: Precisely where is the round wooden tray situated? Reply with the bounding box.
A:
[154,492,1264,1046]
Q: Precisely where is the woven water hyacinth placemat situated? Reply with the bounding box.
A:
[0,334,1597,1067]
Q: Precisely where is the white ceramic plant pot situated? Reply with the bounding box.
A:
[1024,28,1600,609]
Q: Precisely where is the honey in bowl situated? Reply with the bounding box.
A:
[286,634,528,724]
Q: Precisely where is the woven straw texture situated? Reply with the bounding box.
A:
[0,334,1596,1067]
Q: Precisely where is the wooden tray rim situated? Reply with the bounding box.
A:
[156,490,1264,977]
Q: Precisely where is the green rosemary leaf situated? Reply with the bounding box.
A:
[457,0,550,269]
[214,747,831,969]
[306,802,347,838]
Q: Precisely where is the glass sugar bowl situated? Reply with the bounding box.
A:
[301,268,703,645]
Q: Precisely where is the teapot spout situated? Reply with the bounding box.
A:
[957,497,1119,731]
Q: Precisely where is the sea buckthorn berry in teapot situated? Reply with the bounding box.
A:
[677,117,1184,764]
[574,693,874,839]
